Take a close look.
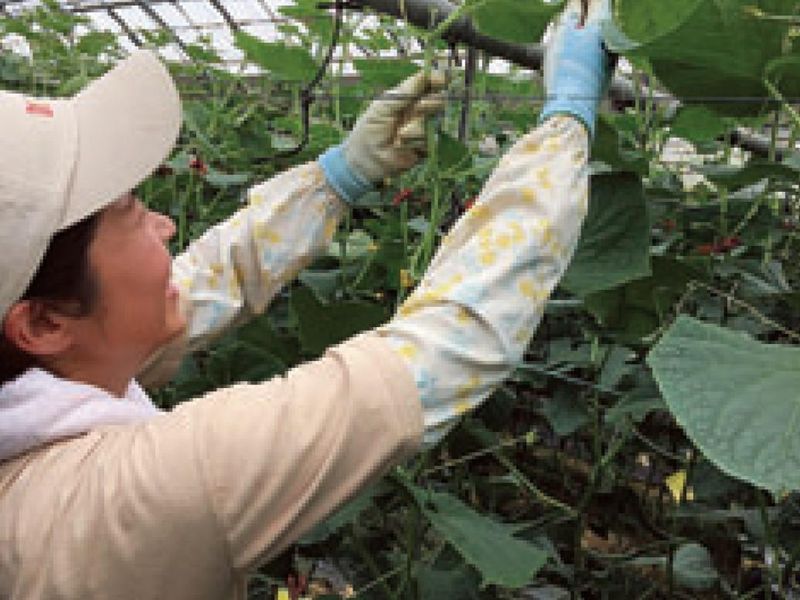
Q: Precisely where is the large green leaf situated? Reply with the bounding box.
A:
[698,160,799,191]
[472,0,563,44]
[353,58,419,88]
[670,106,729,144]
[418,563,481,600]
[561,173,651,297]
[404,483,548,588]
[290,286,387,355]
[234,31,317,80]
[583,257,702,341]
[648,315,800,494]
[613,0,799,114]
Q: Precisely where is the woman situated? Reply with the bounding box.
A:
[0,1,611,597]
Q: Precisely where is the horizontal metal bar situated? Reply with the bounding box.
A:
[350,0,785,161]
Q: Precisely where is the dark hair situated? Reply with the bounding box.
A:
[0,212,101,385]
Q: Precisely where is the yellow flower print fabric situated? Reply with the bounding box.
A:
[171,163,346,353]
[164,116,587,449]
[379,116,590,446]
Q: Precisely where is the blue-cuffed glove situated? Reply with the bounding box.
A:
[319,71,447,204]
[539,0,613,138]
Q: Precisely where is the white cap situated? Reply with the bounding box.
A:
[0,50,181,318]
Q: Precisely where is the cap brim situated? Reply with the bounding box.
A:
[61,50,181,229]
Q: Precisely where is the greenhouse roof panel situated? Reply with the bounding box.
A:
[0,0,516,75]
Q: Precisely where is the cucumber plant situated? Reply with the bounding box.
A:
[4,1,800,597]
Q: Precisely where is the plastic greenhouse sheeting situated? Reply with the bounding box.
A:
[0,0,412,73]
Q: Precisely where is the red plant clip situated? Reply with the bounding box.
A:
[287,573,308,600]
[189,154,209,176]
[392,188,414,206]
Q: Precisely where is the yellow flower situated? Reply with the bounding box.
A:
[521,187,537,204]
[249,192,265,207]
[513,327,532,344]
[523,138,541,153]
[548,238,565,260]
[479,251,496,266]
[455,374,481,414]
[466,203,493,226]
[396,343,419,360]
[536,167,553,190]
[532,218,553,244]
[665,469,695,503]
[253,223,281,244]
[496,233,512,249]
[519,277,549,303]
[454,399,472,416]
[207,262,224,289]
[228,276,241,299]
[544,138,561,153]
[399,269,414,289]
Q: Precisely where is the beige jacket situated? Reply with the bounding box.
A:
[0,333,422,599]
[0,164,423,599]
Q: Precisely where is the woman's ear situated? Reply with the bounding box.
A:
[2,300,74,358]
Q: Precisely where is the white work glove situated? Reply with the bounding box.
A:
[344,70,447,181]
[319,70,447,203]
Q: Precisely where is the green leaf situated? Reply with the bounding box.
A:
[540,387,590,436]
[590,116,648,174]
[672,543,719,590]
[473,0,563,44]
[327,229,376,262]
[648,315,800,494]
[583,257,701,341]
[204,169,251,188]
[438,132,470,171]
[604,392,666,426]
[75,30,117,57]
[418,564,481,600]
[614,0,799,114]
[300,485,379,544]
[403,482,548,588]
[699,160,799,191]
[670,106,729,144]
[353,58,419,88]
[291,286,387,355]
[279,0,333,40]
[561,173,651,297]
[234,31,317,80]
[184,43,222,64]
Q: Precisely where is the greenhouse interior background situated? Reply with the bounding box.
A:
[3,2,800,599]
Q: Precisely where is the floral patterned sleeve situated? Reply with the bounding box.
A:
[171,162,346,353]
[379,116,590,446]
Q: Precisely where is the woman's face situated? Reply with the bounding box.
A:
[72,193,185,382]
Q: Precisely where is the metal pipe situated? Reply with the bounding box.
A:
[350,0,784,160]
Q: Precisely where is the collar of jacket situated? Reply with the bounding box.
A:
[0,367,162,462]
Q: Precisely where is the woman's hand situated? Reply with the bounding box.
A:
[539,0,613,138]
[343,70,447,182]
[319,71,447,203]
